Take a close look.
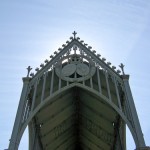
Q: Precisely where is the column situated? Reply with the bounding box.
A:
[50,68,54,95]
[41,73,47,102]
[105,70,112,101]
[114,77,122,111]
[8,77,30,150]
[122,75,146,148]
[31,79,38,111]
[97,67,102,93]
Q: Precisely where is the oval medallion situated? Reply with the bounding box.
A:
[76,63,89,76]
[61,64,76,76]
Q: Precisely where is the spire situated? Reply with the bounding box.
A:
[26,66,32,77]
[72,31,77,39]
[119,63,125,75]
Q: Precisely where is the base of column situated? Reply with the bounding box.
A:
[135,147,150,150]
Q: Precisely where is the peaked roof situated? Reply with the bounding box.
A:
[24,32,127,150]
[28,31,122,85]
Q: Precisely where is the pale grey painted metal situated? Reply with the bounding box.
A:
[122,75,146,148]
[28,39,123,87]
[31,79,38,111]
[22,98,30,124]
[8,34,149,150]
[105,70,112,101]
[10,78,145,149]
[22,99,28,123]
[59,77,61,90]
[114,76,122,111]
[50,68,54,95]
[15,82,133,148]
[8,77,30,150]
[41,73,47,102]
[28,120,42,150]
[96,66,102,93]
[90,77,93,89]
[82,77,85,85]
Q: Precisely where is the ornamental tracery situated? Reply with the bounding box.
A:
[55,44,96,82]
[55,53,96,82]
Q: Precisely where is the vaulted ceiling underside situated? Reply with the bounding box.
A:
[34,86,120,150]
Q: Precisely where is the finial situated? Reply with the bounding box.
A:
[93,50,96,53]
[30,72,34,77]
[88,46,92,50]
[62,44,66,47]
[35,67,39,72]
[66,40,69,44]
[80,40,84,43]
[77,37,80,40]
[107,62,111,66]
[70,37,73,40]
[97,54,101,57]
[119,63,125,75]
[27,66,32,77]
[40,63,44,67]
[117,70,121,74]
[50,55,53,58]
[102,58,106,62]
[72,31,77,39]
[54,51,58,54]
[112,66,116,70]
[44,59,49,63]
[58,48,62,51]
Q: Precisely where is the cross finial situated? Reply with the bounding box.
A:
[72,31,77,39]
[27,66,32,77]
[119,63,125,75]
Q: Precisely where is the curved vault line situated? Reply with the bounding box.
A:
[17,83,138,148]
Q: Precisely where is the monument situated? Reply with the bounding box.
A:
[8,32,150,150]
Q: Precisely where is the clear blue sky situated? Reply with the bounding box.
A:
[0,0,150,149]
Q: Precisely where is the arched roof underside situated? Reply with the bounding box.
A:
[24,33,128,150]
[34,85,121,150]
[29,64,125,150]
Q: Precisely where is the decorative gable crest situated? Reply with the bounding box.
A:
[28,31,122,86]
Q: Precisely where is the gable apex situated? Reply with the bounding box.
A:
[28,32,122,85]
